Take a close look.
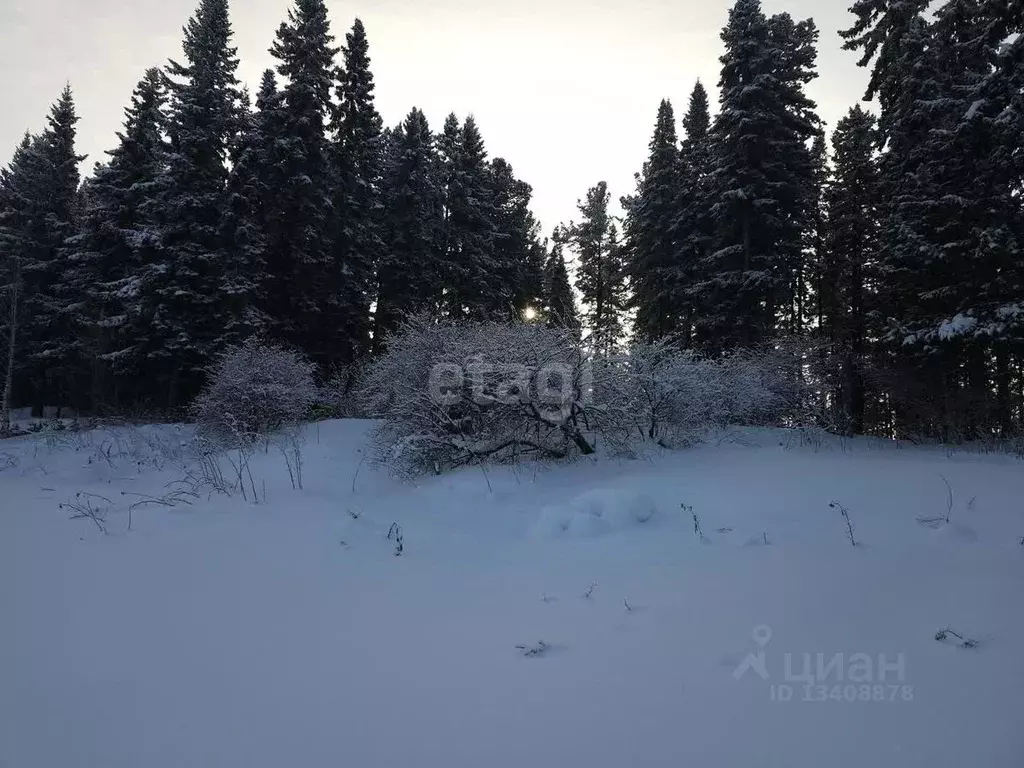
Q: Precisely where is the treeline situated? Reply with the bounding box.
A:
[0,0,568,416]
[615,0,1023,440]
[2,0,1023,444]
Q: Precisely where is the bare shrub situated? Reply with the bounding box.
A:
[192,338,317,452]
[361,316,804,477]
[359,315,624,477]
[597,340,805,448]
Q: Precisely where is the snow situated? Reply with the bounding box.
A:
[3,420,1024,767]
[937,312,978,340]
[529,488,657,538]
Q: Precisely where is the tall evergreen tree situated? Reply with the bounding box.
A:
[374,107,443,347]
[675,80,713,348]
[489,157,543,319]
[332,17,382,364]
[268,0,340,365]
[821,106,880,434]
[544,227,580,333]
[624,99,681,343]
[700,0,820,350]
[0,87,85,412]
[439,115,497,318]
[841,0,1024,437]
[218,88,270,350]
[567,182,628,357]
[143,0,243,406]
[68,69,168,409]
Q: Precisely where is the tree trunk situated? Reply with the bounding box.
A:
[1,279,17,435]
[995,343,1011,436]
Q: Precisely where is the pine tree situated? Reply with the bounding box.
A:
[840,0,932,140]
[374,107,444,347]
[0,87,86,413]
[970,0,1024,432]
[436,113,462,317]
[841,1,1008,437]
[218,88,269,350]
[544,227,580,333]
[332,17,382,364]
[0,134,39,418]
[438,115,498,319]
[489,157,542,319]
[821,106,880,434]
[567,182,628,357]
[69,69,168,409]
[143,0,243,406]
[675,81,713,348]
[701,0,820,351]
[624,99,681,343]
[268,0,340,366]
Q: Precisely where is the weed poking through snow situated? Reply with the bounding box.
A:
[935,627,979,649]
[829,501,858,546]
[917,474,960,528]
[60,492,111,534]
[683,504,706,542]
[515,640,550,657]
[387,522,404,556]
[582,582,597,599]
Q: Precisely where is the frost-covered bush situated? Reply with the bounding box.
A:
[359,314,631,477]
[597,340,804,448]
[192,339,317,451]
[361,316,803,476]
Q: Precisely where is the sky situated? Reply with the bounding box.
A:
[0,0,869,239]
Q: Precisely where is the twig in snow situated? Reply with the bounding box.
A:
[60,492,111,534]
[935,627,979,649]
[351,450,365,494]
[387,522,404,556]
[829,500,858,546]
[624,598,634,613]
[514,640,550,657]
[582,582,597,599]
[940,474,953,524]
[683,504,706,541]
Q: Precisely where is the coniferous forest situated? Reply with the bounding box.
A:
[1,0,1022,443]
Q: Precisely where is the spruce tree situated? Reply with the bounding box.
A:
[218,88,269,350]
[268,0,340,365]
[332,17,382,364]
[543,228,580,333]
[374,107,444,347]
[567,182,628,357]
[821,106,880,434]
[0,88,85,413]
[675,81,713,348]
[69,69,168,408]
[701,0,820,351]
[489,157,542,319]
[144,0,242,406]
[439,115,497,319]
[624,99,681,343]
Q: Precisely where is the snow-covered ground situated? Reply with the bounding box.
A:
[3,421,1023,767]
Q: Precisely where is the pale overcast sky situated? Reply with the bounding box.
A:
[0,0,868,237]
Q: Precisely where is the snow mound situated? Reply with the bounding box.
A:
[530,488,657,539]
